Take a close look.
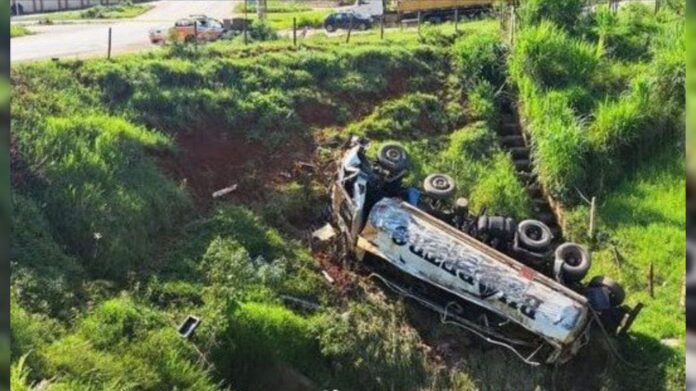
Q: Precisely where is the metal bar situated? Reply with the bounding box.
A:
[380,15,384,39]
[293,17,297,46]
[454,9,459,32]
[346,14,353,44]
[107,27,112,59]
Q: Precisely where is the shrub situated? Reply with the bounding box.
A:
[11,193,85,318]
[470,152,531,218]
[592,4,659,61]
[77,297,163,350]
[314,297,431,390]
[467,80,497,125]
[521,87,589,200]
[510,21,598,89]
[445,121,498,161]
[247,20,280,42]
[204,301,326,390]
[11,301,62,377]
[519,0,584,31]
[452,30,505,87]
[347,93,450,139]
[18,115,190,279]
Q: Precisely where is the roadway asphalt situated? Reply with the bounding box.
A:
[11,0,240,63]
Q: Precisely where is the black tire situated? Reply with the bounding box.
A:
[556,243,591,282]
[377,143,409,173]
[589,276,625,307]
[517,219,552,251]
[423,173,456,200]
[325,23,336,32]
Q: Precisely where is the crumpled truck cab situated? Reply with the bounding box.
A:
[329,138,641,364]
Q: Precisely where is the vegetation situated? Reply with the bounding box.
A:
[10,4,685,390]
[18,2,153,22]
[245,9,332,29]
[10,24,31,38]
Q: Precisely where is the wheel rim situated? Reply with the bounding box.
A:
[431,176,450,190]
[565,248,583,266]
[385,148,401,161]
[526,226,542,241]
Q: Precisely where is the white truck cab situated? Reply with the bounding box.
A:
[342,0,384,18]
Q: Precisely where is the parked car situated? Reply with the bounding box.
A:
[328,137,642,364]
[149,15,225,44]
[324,11,372,32]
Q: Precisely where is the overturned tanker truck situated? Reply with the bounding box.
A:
[327,138,642,365]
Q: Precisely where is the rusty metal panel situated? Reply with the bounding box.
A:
[359,198,589,346]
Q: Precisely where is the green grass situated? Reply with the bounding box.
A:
[9,17,685,391]
[19,3,153,21]
[245,9,331,29]
[567,147,685,390]
[235,0,312,14]
[10,24,31,38]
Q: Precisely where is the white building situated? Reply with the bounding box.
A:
[11,0,127,15]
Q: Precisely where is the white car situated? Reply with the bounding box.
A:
[149,26,168,44]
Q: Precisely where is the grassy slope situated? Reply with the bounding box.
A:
[9,16,685,391]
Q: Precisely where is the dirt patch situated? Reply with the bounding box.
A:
[314,250,357,297]
[155,127,316,209]
[296,101,338,128]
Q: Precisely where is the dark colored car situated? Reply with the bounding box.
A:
[324,12,372,32]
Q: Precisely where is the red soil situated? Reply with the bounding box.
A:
[155,127,316,208]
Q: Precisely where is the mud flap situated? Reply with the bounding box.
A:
[617,302,643,336]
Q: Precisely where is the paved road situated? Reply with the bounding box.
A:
[11,0,239,63]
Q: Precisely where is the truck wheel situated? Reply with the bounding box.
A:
[556,243,591,282]
[517,219,552,251]
[423,173,456,200]
[377,143,409,173]
[589,276,625,306]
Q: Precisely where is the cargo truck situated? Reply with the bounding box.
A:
[327,138,643,364]
[343,0,495,22]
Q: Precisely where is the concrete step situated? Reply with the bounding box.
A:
[514,159,532,172]
[500,135,525,147]
[526,183,542,196]
[509,146,529,159]
[517,171,537,183]
[537,212,556,225]
[499,122,518,135]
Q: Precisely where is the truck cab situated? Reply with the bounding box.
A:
[342,0,384,18]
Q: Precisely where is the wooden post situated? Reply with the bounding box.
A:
[107,27,112,59]
[346,14,353,44]
[648,262,655,298]
[417,11,421,36]
[293,17,297,46]
[380,15,384,39]
[588,196,596,240]
[244,0,248,44]
[193,22,198,49]
[454,9,459,32]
